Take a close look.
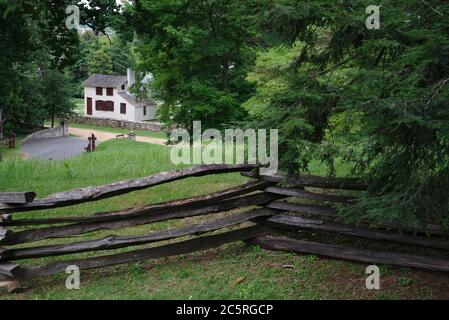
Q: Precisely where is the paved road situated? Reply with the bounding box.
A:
[21,127,167,161]
[68,127,167,146]
[21,136,89,160]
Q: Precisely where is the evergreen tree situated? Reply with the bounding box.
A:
[249,0,449,227]
[108,37,136,75]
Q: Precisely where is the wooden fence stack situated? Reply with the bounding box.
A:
[1,164,449,290]
[242,172,449,272]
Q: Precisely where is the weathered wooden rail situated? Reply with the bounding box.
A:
[1,164,449,289]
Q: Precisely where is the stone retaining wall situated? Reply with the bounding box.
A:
[21,123,69,144]
[70,116,163,132]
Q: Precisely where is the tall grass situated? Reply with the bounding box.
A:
[0,138,442,300]
[0,139,246,220]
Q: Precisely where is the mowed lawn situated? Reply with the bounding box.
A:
[0,140,449,299]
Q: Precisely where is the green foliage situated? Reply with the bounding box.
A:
[108,38,136,75]
[0,0,136,143]
[243,44,303,117]
[2,0,449,229]
[0,0,78,136]
[129,0,258,132]
[79,0,120,38]
[87,49,114,75]
[41,68,75,127]
[70,32,100,82]
[39,0,80,70]
[71,32,135,82]
[397,277,413,287]
[245,0,449,228]
[2,63,47,132]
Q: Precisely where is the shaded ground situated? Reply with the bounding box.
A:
[21,136,89,160]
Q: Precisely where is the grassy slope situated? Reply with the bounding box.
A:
[0,139,28,160]
[0,140,448,299]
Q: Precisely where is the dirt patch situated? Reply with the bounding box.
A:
[68,127,167,146]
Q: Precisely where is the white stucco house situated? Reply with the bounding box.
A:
[83,69,158,121]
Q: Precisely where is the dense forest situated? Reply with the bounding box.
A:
[1,0,448,229]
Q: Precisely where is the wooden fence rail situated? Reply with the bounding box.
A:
[250,236,449,273]
[241,172,367,190]
[1,180,270,226]
[1,164,449,290]
[1,192,281,245]
[0,192,36,204]
[0,164,257,213]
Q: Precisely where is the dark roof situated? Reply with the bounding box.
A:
[83,74,127,88]
[118,92,156,107]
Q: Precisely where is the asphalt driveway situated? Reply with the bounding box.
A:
[21,136,90,160]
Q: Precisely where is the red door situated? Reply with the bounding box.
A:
[87,98,92,115]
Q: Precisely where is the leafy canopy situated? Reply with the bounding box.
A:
[129,0,259,132]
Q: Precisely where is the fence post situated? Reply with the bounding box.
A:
[61,120,68,137]
[0,264,23,293]
[91,133,97,151]
[8,131,15,149]
[0,217,23,293]
[85,138,92,152]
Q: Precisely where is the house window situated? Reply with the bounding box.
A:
[106,100,114,112]
[120,103,126,114]
[95,100,114,112]
[95,100,104,111]
[143,106,147,116]
[96,87,103,96]
[106,88,113,96]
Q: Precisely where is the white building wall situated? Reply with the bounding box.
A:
[84,87,159,121]
[84,87,136,121]
[134,105,159,122]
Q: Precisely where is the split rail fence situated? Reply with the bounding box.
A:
[1,164,449,285]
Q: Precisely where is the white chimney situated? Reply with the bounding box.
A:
[127,68,135,91]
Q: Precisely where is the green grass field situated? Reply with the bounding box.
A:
[0,140,448,299]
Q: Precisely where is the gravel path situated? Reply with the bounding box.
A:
[68,127,167,146]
